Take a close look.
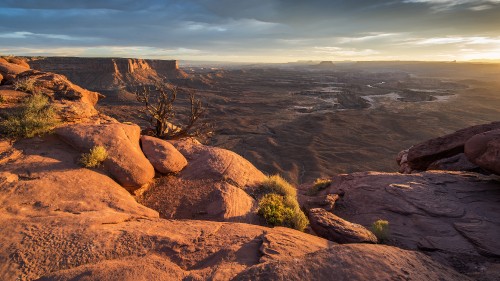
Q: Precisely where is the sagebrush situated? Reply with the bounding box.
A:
[0,93,59,138]
[371,219,390,242]
[80,146,108,168]
[256,175,309,231]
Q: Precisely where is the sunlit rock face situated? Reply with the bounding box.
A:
[28,57,186,91]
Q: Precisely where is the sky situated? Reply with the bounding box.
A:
[0,0,499,62]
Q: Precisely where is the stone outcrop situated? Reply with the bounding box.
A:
[398,121,500,173]
[305,171,500,256]
[56,123,155,190]
[171,138,267,189]
[308,208,378,244]
[0,136,466,281]
[140,136,187,174]
[16,70,101,120]
[28,57,188,91]
[465,129,500,175]
[0,57,30,83]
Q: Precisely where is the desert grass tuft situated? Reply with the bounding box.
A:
[80,145,108,168]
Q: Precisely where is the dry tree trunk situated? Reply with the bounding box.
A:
[135,82,212,140]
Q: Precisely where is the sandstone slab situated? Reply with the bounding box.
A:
[302,170,500,277]
[234,244,470,281]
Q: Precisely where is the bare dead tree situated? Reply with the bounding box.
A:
[135,82,212,140]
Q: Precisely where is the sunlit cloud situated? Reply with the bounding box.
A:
[412,36,500,45]
[314,47,380,57]
[403,0,500,11]
[336,33,400,44]
[0,31,93,41]
[0,46,203,59]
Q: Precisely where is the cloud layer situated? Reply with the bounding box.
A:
[0,0,499,62]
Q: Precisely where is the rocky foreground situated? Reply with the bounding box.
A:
[1,57,499,280]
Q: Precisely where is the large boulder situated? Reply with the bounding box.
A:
[465,129,500,175]
[171,138,266,189]
[140,136,187,174]
[56,123,155,191]
[137,177,258,223]
[399,122,500,172]
[308,208,378,244]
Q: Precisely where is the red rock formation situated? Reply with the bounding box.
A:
[28,57,188,91]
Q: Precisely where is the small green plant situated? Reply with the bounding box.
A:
[257,194,308,231]
[256,174,309,231]
[308,178,332,195]
[0,93,59,138]
[371,219,390,242]
[79,145,108,168]
[13,77,37,94]
[0,95,5,103]
[260,174,297,198]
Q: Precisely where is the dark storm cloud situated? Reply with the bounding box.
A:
[0,0,499,61]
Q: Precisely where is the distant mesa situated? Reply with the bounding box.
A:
[27,57,188,91]
[317,61,335,68]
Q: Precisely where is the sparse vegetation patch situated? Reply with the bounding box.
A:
[308,178,332,195]
[14,77,37,94]
[0,93,59,138]
[256,174,309,231]
[371,219,390,242]
[80,145,108,168]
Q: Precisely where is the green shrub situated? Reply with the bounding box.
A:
[256,175,309,231]
[80,145,108,168]
[260,174,297,198]
[258,194,308,231]
[371,219,390,242]
[308,178,332,195]
[13,77,37,93]
[0,93,59,138]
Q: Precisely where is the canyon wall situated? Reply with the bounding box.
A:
[28,57,187,91]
